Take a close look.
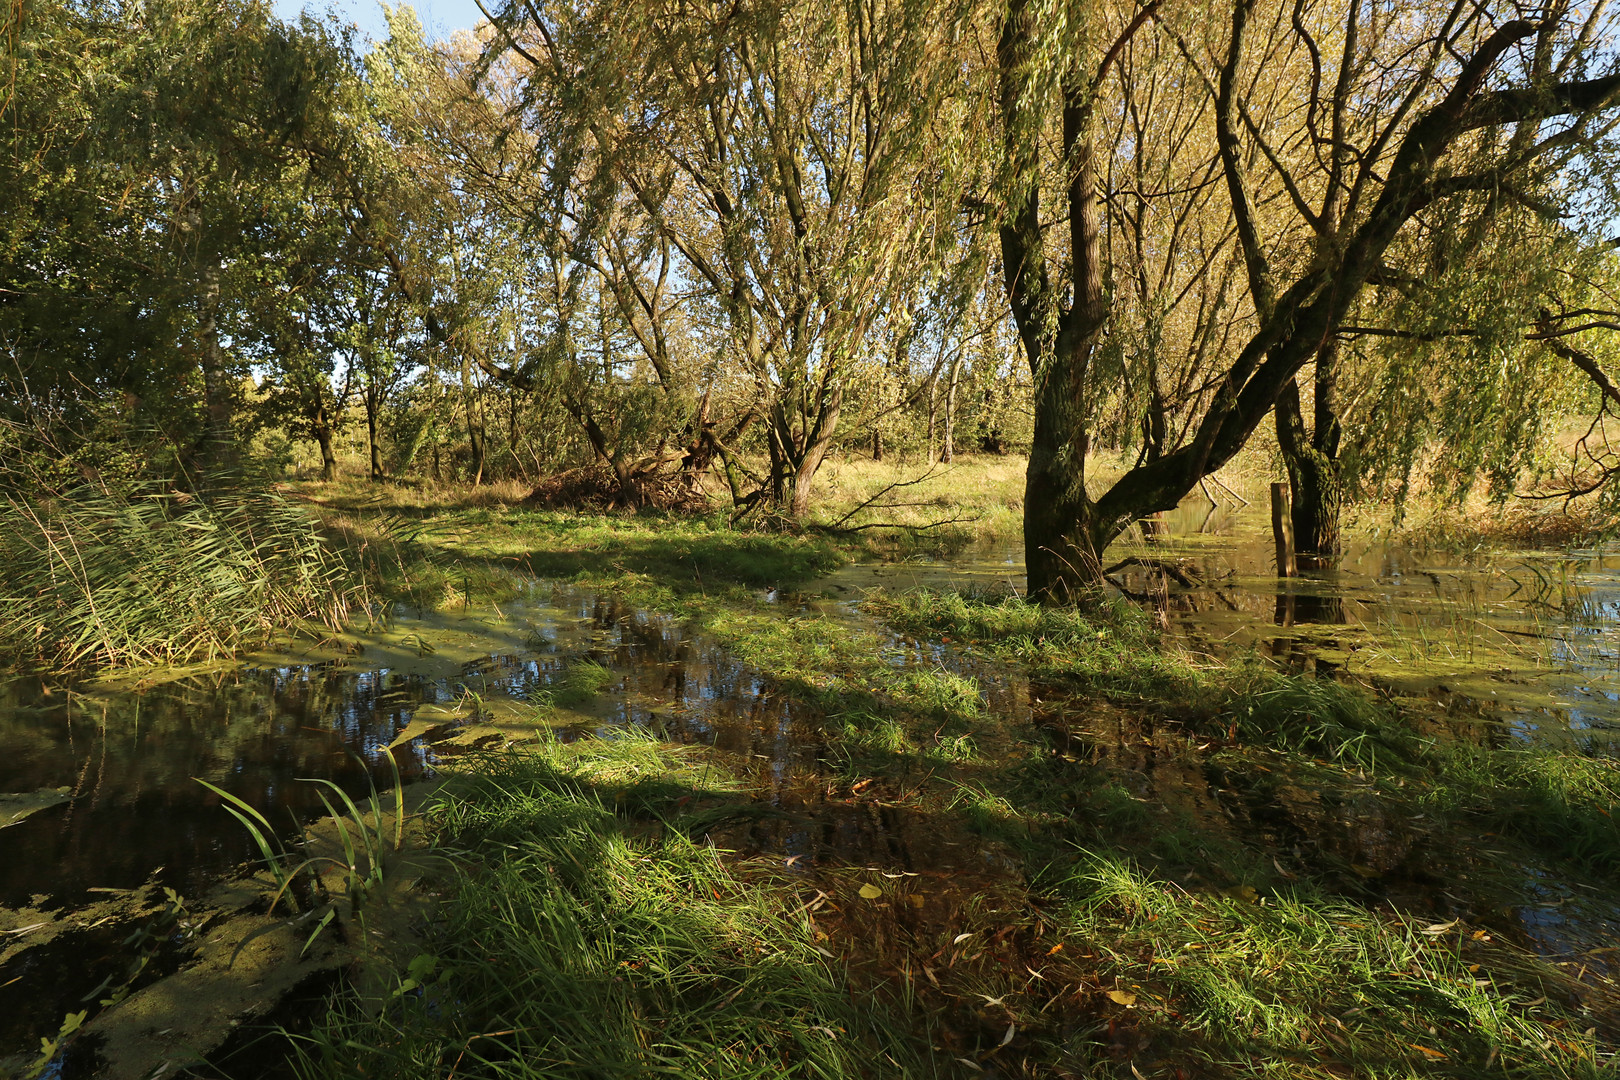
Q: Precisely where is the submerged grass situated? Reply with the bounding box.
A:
[874,587,1620,880]
[291,735,941,1080]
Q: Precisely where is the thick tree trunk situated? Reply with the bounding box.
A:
[1024,408,1103,602]
[1274,343,1344,567]
[313,404,337,482]
[766,420,790,506]
[872,426,883,462]
[942,354,961,464]
[1002,1,1110,603]
[366,387,384,481]
[790,384,842,519]
[763,381,842,519]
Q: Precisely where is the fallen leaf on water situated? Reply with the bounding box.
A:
[955,1058,983,1072]
[953,932,975,944]
[908,894,926,909]
[1350,863,1381,878]
[999,1022,1016,1047]
[1407,1044,1447,1060]
[1422,919,1458,935]
[1106,990,1137,1007]
[1046,943,1064,956]
[858,884,883,900]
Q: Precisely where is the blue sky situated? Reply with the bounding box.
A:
[271,0,488,43]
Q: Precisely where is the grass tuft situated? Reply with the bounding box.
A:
[291,736,939,1079]
[1060,854,1614,1078]
[0,481,366,669]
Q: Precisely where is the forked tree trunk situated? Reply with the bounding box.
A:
[763,381,842,519]
[790,384,842,519]
[1002,0,1111,603]
[1275,342,1344,567]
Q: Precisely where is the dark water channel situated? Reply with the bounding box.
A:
[6,501,1620,1070]
[0,585,953,1069]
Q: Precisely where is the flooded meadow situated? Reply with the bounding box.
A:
[5,494,1620,1077]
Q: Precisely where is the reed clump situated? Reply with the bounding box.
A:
[0,481,367,669]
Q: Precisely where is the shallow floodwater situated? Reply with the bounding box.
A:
[6,500,1620,1068]
[0,586,897,1068]
[820,493,1620,754]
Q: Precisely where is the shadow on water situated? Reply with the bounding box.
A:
[0,584,916,1067]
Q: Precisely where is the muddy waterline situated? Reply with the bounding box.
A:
[5,503,1620,1070]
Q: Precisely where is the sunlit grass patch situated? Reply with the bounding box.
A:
[291,737,940,1080]
[401,507,848,599]
[1424,744,1620,878]
[808,454,1027,554]
[864,586,1196,699]
[1058,855,1616,1079]
[548,658,618,707]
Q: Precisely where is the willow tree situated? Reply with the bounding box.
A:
[473,0,994,517]
[995,0,1620,602]
[2,0,358,478]
[1343,215,1620,512]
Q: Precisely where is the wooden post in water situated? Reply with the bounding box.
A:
[1270,482,1297,578]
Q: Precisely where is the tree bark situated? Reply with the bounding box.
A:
[1001,0,1110,603]
[459,353,486,485]
[313,400,337,482]
[365,384,384,481]
[1274,342,1343,566]
[926,377,938,461]
[790,383,842,519]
